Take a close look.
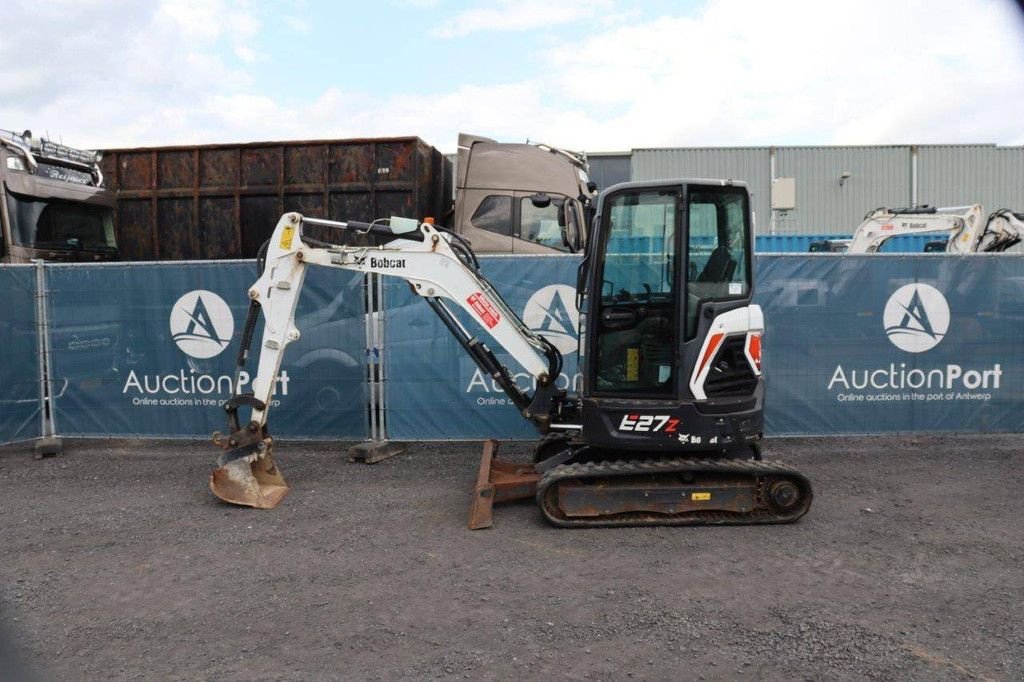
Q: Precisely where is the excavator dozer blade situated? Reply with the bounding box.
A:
[209,444,289,509]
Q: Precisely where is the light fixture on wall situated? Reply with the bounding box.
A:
[839,170,852,187]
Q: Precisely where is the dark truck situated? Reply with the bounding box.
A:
[0,129,117,263]
[100,133,595,260]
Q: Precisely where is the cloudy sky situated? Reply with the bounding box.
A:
[2,0,1023,152]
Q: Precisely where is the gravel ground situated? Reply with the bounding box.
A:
[0,434,1021,680]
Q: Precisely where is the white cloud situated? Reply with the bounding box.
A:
[0,0,1021,153]
[430,0,608,39]
[0,0,261,147]
[532,0,1024,149]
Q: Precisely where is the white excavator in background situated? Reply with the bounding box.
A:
[809,204,1024,254]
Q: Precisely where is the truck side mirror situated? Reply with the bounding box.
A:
[561,202,584,252]
[529,193,551,208]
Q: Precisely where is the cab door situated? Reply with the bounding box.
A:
[586,187,681,397]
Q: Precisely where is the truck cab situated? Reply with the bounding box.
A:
[453,133,596,254]
[0,129,117,263]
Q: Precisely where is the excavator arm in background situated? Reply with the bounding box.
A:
[846,204,986,254]
[210,213,570,509]
[817,204,1024,254]
[978,209,1024,252]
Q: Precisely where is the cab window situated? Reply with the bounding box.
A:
[519,196,567,251]
[470,195,512,236]
[686,186,750,338]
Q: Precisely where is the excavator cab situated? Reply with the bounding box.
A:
[575,181,762,453]
[529,181,810,527]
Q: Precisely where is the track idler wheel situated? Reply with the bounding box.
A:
[209,440,289,509]
[767,479,801,511]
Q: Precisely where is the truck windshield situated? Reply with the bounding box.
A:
[686,186,750,339]
[6,192,116,252]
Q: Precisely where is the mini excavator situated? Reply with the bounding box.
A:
[210,179,812,528]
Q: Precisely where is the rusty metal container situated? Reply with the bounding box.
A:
[100,137,451,260]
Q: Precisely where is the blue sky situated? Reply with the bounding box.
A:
[1,0,1023,152]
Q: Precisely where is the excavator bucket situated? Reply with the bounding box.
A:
[209,444,289,509]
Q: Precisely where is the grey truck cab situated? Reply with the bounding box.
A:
[0,129,117,263]
[454,133,596,253]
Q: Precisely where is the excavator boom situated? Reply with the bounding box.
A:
[211,213,568,508]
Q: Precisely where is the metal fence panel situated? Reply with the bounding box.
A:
[0,266,42,444]
[45,261,367,439]
[758,254,1024,435]
[25,254,1024,443]
[381,253,1023,439]
[382,256,581,440]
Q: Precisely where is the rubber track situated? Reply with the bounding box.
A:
[536,457,813,528]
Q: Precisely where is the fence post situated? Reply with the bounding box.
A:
[33,260,61,457]
[347,271,404,464]
[375,271,389,440]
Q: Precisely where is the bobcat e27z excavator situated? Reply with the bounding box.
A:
[209,179,813,528]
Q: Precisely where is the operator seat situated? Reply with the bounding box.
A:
[696,245,736,282]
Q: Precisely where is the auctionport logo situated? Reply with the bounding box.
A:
[883,283,949,353]
[170,290,234,359]
[522,284,579,355]
[828,281,1000,401]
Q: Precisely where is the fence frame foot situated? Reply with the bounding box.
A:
[347,440,405,464]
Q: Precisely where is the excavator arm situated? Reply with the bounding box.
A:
[840,204,1023,254]
[979,209,1024,252]
[210,212,568,508]
[846,204,986,254]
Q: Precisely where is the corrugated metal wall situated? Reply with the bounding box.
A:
[918,145,1024,211]
[586,153,631,191]
[775,146,910,234]
[628,144,1024,236]
[631,148,771,234]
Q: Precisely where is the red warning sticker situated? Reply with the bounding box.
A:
[467,291,501,329]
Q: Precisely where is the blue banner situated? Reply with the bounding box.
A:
[758,254,1024,434]
[383,256,582,440]
[382,253,1024,439]
[26,253,1024,442]
[0,266,41,444]
[46,262,367,439]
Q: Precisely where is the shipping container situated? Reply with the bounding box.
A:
[100,137,451,260]
[754,233,947,253]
